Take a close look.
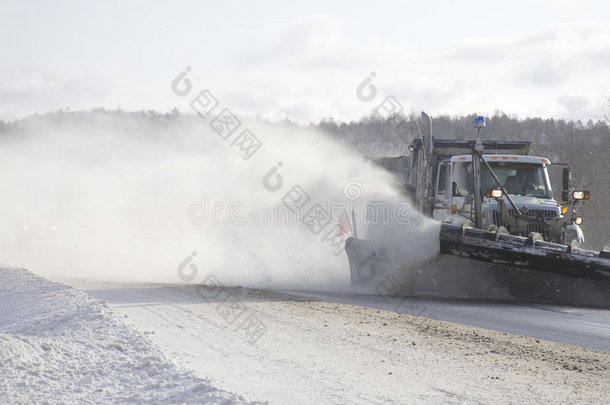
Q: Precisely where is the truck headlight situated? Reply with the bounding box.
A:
[573,216,583,225]
[485,189,503,199]
[572,190,590,200]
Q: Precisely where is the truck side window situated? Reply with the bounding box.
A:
[453,162,474,196]
[437,163,449,195]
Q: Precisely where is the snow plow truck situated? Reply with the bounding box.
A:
[345,112,610,306]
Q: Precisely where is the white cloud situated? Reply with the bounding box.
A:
[216,20,610,122]
[557,94,592,115]
[1,2,610,123]
[248,16,344,64]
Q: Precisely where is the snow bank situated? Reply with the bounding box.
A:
[0,267,256,404]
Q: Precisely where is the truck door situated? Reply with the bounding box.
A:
[433,161,451,221]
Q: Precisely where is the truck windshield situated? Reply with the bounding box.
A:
[453,161,551,198]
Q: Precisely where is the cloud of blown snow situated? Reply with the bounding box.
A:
[0,112,438,290]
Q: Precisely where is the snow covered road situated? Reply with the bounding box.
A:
[63,278,609,404]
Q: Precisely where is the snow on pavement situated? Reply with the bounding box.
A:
[0,267,257,404]
[69,279,610,404]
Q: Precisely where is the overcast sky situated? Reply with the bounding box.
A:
[1,0,609,122]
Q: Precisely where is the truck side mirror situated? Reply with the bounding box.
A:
[452,181,460,196]
[562,168,571,191]
[561,168,571,202]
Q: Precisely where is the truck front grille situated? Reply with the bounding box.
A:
[491,208,558,234]
[507,209,557,220]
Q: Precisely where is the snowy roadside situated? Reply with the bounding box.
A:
[0,267,257,404]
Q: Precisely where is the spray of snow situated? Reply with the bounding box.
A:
[0,112,438,289]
